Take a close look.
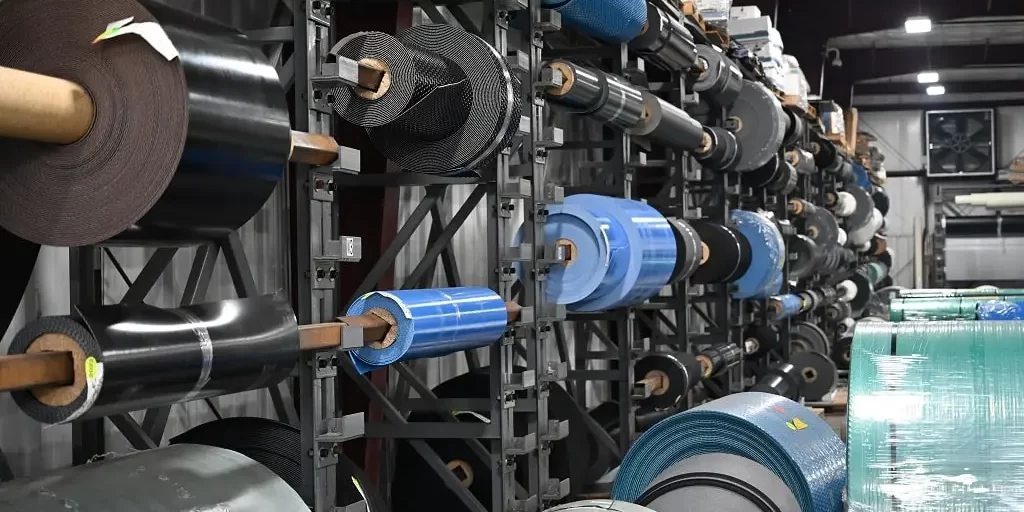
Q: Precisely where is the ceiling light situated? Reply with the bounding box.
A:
[926,85,946,96]
[917,71,940,83]
[905,16,932,34]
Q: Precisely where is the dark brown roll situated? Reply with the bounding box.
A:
[0,0,290,246]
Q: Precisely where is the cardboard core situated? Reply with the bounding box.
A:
[802,367,819,383]
[546,61,575,96]
[354,58,392,100]
[447,459,474,487]
[27,334,87,407]
[366,308,399,350]
[555,238,578,266]
[700,242,710,265]
[0,65,96,145]
[696,354,713,378]
[643,370,669,396]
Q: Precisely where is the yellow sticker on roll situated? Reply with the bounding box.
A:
[93,16,179,61]
[85,356,98,380]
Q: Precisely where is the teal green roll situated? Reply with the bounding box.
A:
[890,296,1024,321]
[898,288,1024,298]
[848,321,1024,510]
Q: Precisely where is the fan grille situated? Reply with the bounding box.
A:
[926,109,994,177]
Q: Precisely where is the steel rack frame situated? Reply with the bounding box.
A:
[541,41,644,498]
[290,1,568,511]
[67,236,300,462]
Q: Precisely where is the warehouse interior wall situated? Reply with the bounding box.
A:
[860,107,1024,287]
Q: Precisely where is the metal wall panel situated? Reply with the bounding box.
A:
[858,110,925,172]
[945,237,1024,282]
[996,106,1024,168]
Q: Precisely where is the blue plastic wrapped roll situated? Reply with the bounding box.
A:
[346,287,509,373]
[763,270,784,297]
[567,195,676,311]
[730,210,785,299]
[515,203,612,305]
[611,392,845,512]
[977,300,1024,320]
[852,161,872,190]
[542,0,646,42]
[772,294,803,320]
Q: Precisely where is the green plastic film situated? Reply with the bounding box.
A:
[898,288,1024,299]
[848,321,1024,510]
[890,296,1024,322]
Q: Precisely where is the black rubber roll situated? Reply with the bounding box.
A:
[742,324,780,359]
[697,344,742,378]
[726,80,787,173]
[329,32,418,127]
[944,215,1024,238]
[788,234,822,280]
[638,453,801,512]
[811,136,841,174]
[786,148,816,175]
[791,321,830,355]
[845,185,875,232]
[365,24,520,174]
[9,294,297,424]
[0,0,291,247]
[800,208,840,248]
[693,45,742,106]
[690,222,752,285]
[746,156,797,195]
[849,271,874,314]
[635,352,703,409]
[749,363,802,400]
[629,4,698,72]
[872,186,890,216]
[667,217,703,283]
[629,92,705,152]
[547,60,643,130]
[790,351,838,401]
[831,336,853,371]
[171,417,386,509]
[825,301,852,321]
[695,126,739,171]
[782,108,805,148]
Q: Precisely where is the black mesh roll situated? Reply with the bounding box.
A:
[331,24,521,174]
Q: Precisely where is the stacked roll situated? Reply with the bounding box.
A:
[849,321,1024,509]
[612,393,845,512]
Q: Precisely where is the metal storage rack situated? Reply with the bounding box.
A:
[289,1,567,510]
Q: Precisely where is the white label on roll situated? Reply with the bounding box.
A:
[60,358,105,424]
[94,17,180,61]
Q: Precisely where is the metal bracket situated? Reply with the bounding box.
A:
[317,412,366,444]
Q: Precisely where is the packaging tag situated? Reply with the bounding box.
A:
[94,16,179,61]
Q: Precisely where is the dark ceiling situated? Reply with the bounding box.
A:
[731,0,1024,108]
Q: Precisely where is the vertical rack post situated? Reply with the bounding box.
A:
[293,2,366,509]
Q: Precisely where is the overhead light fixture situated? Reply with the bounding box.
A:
[926,85,946,96]
[905,16,932,34]
[917,71,940,83]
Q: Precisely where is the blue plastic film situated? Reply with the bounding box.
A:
[541,0,646,42]
[848,321,1024,510]
[977,300,1024,320]
[764,271,784,297]
[611,392,845,512]
[566,195,676,311]
[730,210,785,299]
[774,294,803,320]
[515,203,611,305]
[346,287,508,373]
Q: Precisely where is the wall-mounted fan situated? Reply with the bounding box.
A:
[926,109,995,178]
